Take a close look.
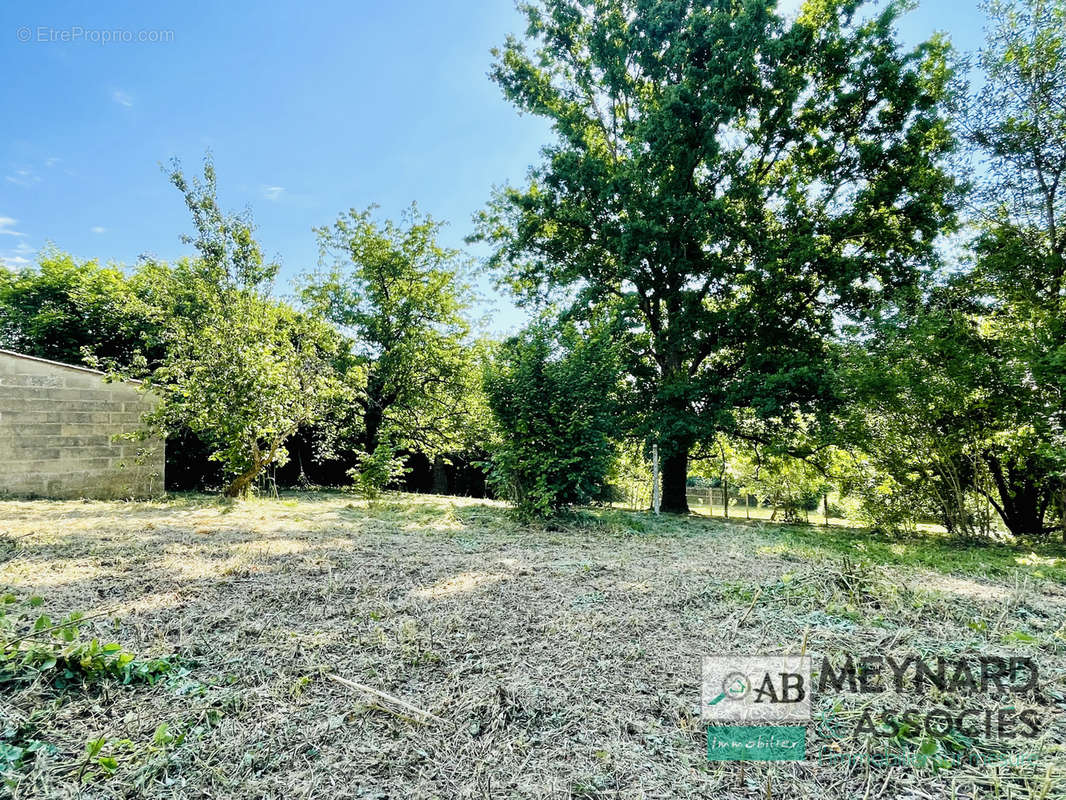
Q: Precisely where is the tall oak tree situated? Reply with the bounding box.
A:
[477,0,958,511]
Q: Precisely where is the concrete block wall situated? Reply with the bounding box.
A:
[0,350,164,499]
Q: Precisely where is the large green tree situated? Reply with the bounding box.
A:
[826,0,1066,540]
[301,205,480,492]
[140,158,343,498]
[476,0,958,512]
[963,0,1066,536]
[0,250,163,368]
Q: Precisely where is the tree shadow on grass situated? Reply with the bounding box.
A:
[2,494,1063,798]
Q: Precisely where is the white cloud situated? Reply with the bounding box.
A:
[112,89,134,107]
[262,186,285,201]
[5,169,40,187]
[0,242,33,267]
[0,217,25,237]
[91,226,107,234]
[45,157,60,167]
[0,229,36,267]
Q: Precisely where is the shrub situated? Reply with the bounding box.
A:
[1,594,179,787]
[847,472,922,535]
[484,320,621,519]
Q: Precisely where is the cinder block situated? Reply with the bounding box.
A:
[21,374,64,388]
[0,387,49,403]
[10,423,59,437]
[8,452,65,465]
[4,411,60,424]
[58,424,100,437]
[0,351,164,499]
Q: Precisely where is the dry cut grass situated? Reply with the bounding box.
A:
[0,491,1064,799]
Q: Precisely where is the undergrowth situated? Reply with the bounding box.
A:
[1,593,180,788]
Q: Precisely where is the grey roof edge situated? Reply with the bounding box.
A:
[0,348,145,384]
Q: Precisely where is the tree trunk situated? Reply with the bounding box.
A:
[984,452,1048,536]
[364,405,383,457]
[362,370,393,459]
[660,447,690,514]
[1060,482,1066,545]
[432,454,449,495]
[224,465,260,498]
[999,501,1046,537]
[222,433,291,499]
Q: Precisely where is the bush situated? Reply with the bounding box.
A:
[484,321,621,519]
[848,473,922,535]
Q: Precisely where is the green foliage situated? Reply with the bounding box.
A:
[0,735,53,784]
[0,249,164,368]
[744,452,822,521]
[302,204,485,493]
[137,156,345,497]
[965,0,1066,538]
[8,0,1065,530]
[0,594,178,787]
[0,594,175,692]
[475,0,960,511]
[838,298,1019,537]
[844,464,926,535]
[608,440,654,510]
[766,520,1066,583]
[349,432,409,498]
[144,291,345,497]
[484,319,622,518]
[167,156,278,290]
[834,0,1066,539]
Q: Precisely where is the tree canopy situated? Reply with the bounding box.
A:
[301,205,484,492]
[476,0,959,511]
[138,158,343,497]
[3,0,1065,541]
[0,250,163,368]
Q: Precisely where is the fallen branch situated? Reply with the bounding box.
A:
[326,673,446,725]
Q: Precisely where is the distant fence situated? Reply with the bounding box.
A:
[685,487,756,508]
[619,484,757,512]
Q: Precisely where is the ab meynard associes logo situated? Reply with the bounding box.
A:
[702,653,1049,765]
[702,656,811,761]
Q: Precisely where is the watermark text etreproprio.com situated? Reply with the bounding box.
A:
[16,26,174,45]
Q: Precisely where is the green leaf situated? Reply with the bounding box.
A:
[85,738,106,758]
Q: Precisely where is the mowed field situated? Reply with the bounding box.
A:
[1,492,1064,799]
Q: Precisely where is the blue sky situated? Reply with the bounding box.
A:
[1,0,984,334]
